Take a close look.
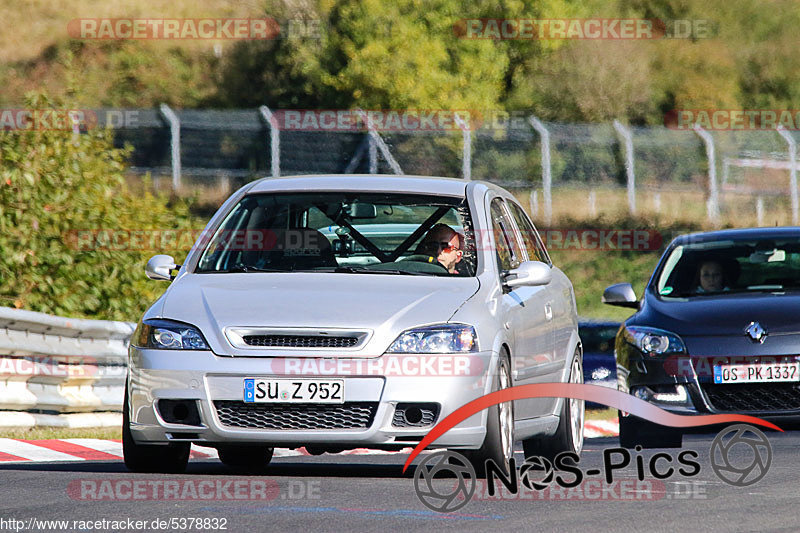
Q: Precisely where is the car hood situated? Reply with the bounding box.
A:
[158,273,481,356]
[640,291,800,337]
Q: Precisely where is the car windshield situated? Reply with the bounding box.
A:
[195,192,476,276]
[656,236,800,297]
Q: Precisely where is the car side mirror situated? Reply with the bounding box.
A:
[146,255,179,281]
[602,282,638,308]
[504,260,552,289]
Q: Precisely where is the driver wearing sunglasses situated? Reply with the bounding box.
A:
[416,223,464,274]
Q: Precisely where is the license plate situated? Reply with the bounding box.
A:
[713,362,800,384]
[243,378,344,403]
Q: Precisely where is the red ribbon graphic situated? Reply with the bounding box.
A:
[402,383,782,473]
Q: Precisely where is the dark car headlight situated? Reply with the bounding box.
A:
[623,326,685,356]
[133,319,209,350]
[387,324,478,354]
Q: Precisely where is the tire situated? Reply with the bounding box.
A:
[122,383,190,474]
[463,356,514,477]
[217,445,274,471]
[522,350,585,461]
[618,413,682,449]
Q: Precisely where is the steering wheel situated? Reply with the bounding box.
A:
[403,254,449,273]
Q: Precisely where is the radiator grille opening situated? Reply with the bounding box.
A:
[242,335,360,348]
[214,401,378,430]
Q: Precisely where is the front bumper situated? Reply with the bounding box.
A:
[127,347,497,449]
[623,353,800,423]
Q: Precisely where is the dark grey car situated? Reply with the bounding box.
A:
[604,227,800,448]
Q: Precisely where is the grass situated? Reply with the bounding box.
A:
[0,0,268,107]
[0,426,121,440]
[536,184,798,228]
[0,0,262,63]
[508,185,797,319]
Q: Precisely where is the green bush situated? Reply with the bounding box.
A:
[0,94,203,321]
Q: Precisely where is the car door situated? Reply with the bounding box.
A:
[508,202,577,382]
[506,200,571,386]
[490,197,556,419]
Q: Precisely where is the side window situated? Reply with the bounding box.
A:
[507,202,551,265]
[490,198,521,271]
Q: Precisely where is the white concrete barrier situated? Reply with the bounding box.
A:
[0,307,134,416]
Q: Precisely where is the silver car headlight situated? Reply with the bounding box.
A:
[387,324,478,354]
[134,319,209,350]
[623,326,685,356]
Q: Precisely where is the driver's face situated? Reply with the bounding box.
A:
[700,261,724,291]
[435,232,462,272]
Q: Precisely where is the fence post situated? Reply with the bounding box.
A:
[258,105,280,177]
[69,110,81,146]
[357,110,403,175]
[756,196,764,226]
[528,116,552,225]
[159,104,181,191]
[776,125,798,225]
[454,113,471,180]
[692,124,720,224]
[613,120,636,216]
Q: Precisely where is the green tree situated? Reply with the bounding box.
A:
[0,94,203,320]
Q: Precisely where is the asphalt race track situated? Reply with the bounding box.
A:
[0,430,796,532]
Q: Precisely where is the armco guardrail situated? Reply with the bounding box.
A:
[0,307,134,415]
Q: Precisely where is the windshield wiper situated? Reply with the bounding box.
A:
[678,286,788,297]
[308,266,440,276]
[209,265,289,273]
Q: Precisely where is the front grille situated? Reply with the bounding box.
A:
[242,335,359,348]
[703,383,800,412]
[214,401,378,430]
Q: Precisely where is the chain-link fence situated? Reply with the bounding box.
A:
[103,106,800,226]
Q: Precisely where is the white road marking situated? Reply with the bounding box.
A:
[0,438,84,462]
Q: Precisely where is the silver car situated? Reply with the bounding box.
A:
[124,175,584,473]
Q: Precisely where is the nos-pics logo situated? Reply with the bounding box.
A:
[413,423,772,513]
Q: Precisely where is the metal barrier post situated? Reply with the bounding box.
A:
[613,120,636,215]
[259,105,280,177]
[454,113,471,180]
[776,125,798,225]
[357,110,403,175]
[159,104,181,190]
[692,124,720,224]
[529,116,552,224]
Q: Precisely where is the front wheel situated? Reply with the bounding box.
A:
[522,350,585,460]
[122,383,190,474]
[463,356,514,477]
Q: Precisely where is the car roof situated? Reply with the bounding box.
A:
[671,226,800,246]
[246,174,472,197]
